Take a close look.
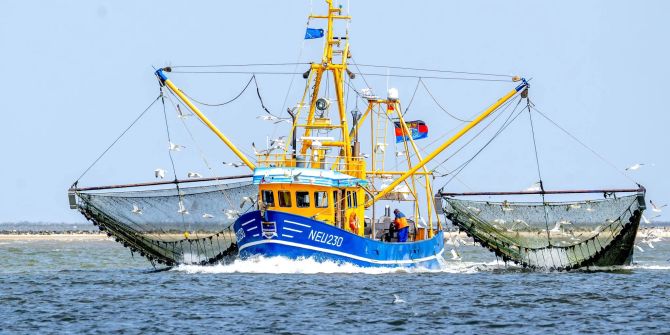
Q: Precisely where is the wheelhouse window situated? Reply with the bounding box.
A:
[278,190,292,207]
[296,191,311,208]
[261,190,275,207]
[346,191,352,208]
[315,191,328,208]
[352,191,358,207]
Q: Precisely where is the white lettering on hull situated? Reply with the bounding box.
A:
[307,230,343,247]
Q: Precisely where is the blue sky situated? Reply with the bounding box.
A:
[1,0,668,223]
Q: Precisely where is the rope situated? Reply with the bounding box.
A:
[181,75,255,107]
[420,78,471,122]
[73,95,161,184]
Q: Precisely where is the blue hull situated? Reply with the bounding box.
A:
[233,210,445,269]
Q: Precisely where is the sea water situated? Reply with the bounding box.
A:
[1,224,669,334]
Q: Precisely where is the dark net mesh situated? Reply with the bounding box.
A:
[441,193,646,270]
[75,181,257,266]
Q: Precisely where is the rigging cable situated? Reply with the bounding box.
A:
[420,78,472,122]
[528,101,639,185]
[351,63,513,78]
[181,75,255,107]
[73,95,161,184]
[526,98,553,246]
[436,97,524,190]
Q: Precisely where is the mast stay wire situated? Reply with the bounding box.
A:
[73,95,161,185]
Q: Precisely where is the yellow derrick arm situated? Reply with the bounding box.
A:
[155,68,256,171]
[365,81,529,206]
[393,104,439,235]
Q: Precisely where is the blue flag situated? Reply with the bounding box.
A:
[305,28,324,39]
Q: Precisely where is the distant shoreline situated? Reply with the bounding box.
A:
[1,227,668,241]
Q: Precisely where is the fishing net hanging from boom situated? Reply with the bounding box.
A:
[71,177,256,266]
[439,189,646,270]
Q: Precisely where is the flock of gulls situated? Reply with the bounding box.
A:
[131,108,668,260]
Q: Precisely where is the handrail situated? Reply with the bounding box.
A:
[438,187,645,197]
[70,174,253,192]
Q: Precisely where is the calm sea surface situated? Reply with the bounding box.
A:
[1,224,669,334]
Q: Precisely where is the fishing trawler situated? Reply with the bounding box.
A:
[69,0,644,271]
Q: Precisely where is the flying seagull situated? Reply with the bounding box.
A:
[223,161,245,168]
[202,213,214,219]
[650,200,667,213]
[395,150,406,157]
[625,163,648,171]
[525,181,542,192]
[550,220,572,233]
[450,249,461,261]
[168,142,185,152]
[154,168,166,179]
[392,294,406,304]
[257,115,278,121]
[177,200,189,215]
[240,196,256,209]
[131,204,143,215]
[187,172,202,178]
[374,143,387,153]
[176,105,189,119]
[224,209,240,220]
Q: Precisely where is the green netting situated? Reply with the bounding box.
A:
[442,193,645,270]
[75,181,257,266]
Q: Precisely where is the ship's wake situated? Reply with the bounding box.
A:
[171,255,670,274]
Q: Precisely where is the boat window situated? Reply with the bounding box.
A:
[278,191,292,207]
[314,191,328,208]
[352,191,358,207]
[296,191,310,208]
[261,190,275,207]
[346,191,352,208]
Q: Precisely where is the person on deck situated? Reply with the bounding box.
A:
[393,209,409,242]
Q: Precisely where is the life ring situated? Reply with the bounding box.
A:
[348,212,359,232]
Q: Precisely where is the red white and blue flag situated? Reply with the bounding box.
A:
[394,120,428,143]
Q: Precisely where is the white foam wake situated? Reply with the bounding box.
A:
[172,256,496,274]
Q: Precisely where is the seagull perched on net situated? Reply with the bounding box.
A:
[168,142,185,152]
[131,204,143,215]
[154,168,166,179]
[187,172,203,179]
[202,213,214,219]
[223,161,245,168]
[650,200,667,213]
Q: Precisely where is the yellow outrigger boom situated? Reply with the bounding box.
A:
[366,79,529,207]
[155,68,257,171]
